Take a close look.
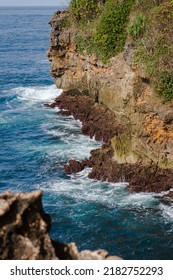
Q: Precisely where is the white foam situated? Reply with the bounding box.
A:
[39,167,157,211]
[159,203,173,222]
[15,85,62,103]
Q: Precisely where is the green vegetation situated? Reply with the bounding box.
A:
[157,72,173,103]
[128,14,146,39]
[59,17,70,28]
[131,0,173,102]
[69,0,134,63]
[93,0,133,63]
[75,35,93,55]
[69,0,101,23]
[66,0,173,102]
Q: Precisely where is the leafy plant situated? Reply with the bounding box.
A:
[133,1,173,103]
[69,0,101,24]
[129,14,146,39]
[59,17,70,28]
[75,35,93,54]
[72,0,134,63]
[93,0,134,63]
[157,72,173,102]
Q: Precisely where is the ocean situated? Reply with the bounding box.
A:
[0,6,173,260]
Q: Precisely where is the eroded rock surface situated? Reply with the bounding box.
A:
[0,191,57,260]
[47,11,173,193]
[48,91,173,193]
[0,191,122,260]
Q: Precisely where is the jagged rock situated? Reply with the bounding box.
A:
[0,190,58,260]
[52,91,124,142]
[46,91,173,193]
[162,191,173,201]
[0,191,122,260]
[66,243,122,260]
[64,159,90,174]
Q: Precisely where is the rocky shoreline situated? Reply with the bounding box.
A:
[47,10,173,197]
[46,90,173,195]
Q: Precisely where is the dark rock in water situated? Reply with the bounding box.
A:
[47,91,173,193]
[0,191,122,260]
[64,159,91,174]
[50,91,124,142]
[44,102,59,108]
[162,191,173,201]
[87,144,173,193]
[64,143,173,193]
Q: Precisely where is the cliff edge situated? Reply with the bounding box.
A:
[47,1,173,193]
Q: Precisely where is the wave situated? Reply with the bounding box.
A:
[40,167,158,211]
[159,203,173,222]
[15,84,62,103]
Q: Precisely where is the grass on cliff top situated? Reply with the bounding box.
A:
[131,0,173,103]
[69,0,134,63]
[67,0,173,103]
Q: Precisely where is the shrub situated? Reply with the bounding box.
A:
[75,35,93,55]
[129,14,146,39]
[69,0,101,23]
[93,0,134,63]
[157,72,173,102]
[59,17,70,28]
[134,1,173,101]
[72,0,134,63]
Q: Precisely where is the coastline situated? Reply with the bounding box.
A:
[46,90,173,195]
[47,9,173,198]
[1,5,173,260]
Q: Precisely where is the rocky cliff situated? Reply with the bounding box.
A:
[47,9,173,193]
[0,190,121,260]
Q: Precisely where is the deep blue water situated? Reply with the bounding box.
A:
[0,6,173,260]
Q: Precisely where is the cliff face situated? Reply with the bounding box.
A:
[48,11,173,193]
[48,11,173,169]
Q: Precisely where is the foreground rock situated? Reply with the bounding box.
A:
[0,191,121,260]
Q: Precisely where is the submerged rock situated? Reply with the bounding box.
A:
[0,190,122,260]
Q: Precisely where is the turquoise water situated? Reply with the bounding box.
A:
[0,6,173,260]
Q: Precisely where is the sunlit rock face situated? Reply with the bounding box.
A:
[47,11,173,193]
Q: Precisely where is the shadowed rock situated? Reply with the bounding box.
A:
[0,191,59,260]
[0,191,122,260]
